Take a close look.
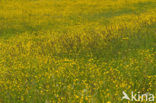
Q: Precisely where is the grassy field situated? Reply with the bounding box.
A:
[0,0,156,103]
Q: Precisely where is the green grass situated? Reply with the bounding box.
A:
[0,0,156,103]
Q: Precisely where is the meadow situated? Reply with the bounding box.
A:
[0,0,156,102]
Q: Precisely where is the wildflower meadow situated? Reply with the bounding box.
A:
[0,0,155,102]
